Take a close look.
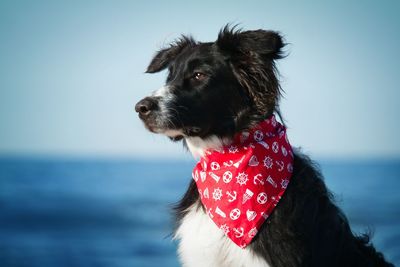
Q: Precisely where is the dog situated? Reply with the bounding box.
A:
[135,26,394,267]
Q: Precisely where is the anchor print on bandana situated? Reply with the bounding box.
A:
[281,179,289,189]
[192,115,294,248]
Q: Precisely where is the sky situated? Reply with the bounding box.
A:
[0,0,399,159]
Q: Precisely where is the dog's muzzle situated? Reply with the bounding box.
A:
[135,95,201,138]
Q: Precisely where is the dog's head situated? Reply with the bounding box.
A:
[135,26,285,144]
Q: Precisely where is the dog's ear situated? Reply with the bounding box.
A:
[216,26,286,115]
[216,26,285,60]
[146,36,196,73]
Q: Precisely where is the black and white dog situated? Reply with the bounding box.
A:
[135,26,393,267]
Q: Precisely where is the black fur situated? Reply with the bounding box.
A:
[136,25,394,266]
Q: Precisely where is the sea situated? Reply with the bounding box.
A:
[0,156,399,267]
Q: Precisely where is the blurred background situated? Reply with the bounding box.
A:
[0,1,399,266]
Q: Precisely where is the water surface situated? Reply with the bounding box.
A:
[0,157,398,266]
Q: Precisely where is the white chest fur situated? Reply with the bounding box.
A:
[174,203,270,267]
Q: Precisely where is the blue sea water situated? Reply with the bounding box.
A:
[0,157,399,267]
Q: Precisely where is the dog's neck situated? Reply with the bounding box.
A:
[185,136,231,158]
[184,112,284,159]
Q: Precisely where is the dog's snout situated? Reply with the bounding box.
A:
[135,97,158,116]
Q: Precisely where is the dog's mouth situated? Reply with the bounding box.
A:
[162,129,185,141]
[169,135,184,141]
[136,112,200,140]
[155,125,205,141]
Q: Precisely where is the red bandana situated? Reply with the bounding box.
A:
[192,115,294,248]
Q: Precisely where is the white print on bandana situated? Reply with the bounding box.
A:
[236,172,249,186]
[256,192,268,204]
[209,172,220,183]
[215,206,226,218]
[210,161,220,170]
[229,208,241,220]
[254,130,270,149]
[272,142,279,153]
[246,210,257,221]
[248,155,259,166]
[223,160,233,167]
[226,191,237,202]
[263,156,273,169]
[203,188,209,199]
[287,163,293,173]
[253,130,263,142]
[222,171,233,183]
[281,146,288,156]
[220,224,230,235]
[281,179,289,189]
[266,175,277,188]
[261,212,269,219]
[248,227,258,238]
[212,188,223,200]
[253,174,264,185]
[233,155,246,168]
[202,161,207,170]
[258,141,269,150]
[228,145,239,153]
[206,207,214,218]
[242,189,254,204]
[200,171,207,182]
[275,160,285,172]
[233,227,244,238]
[279,129,285,138]
[193,170,199,182]
[271,196,281,206]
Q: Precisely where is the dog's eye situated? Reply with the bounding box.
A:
[193,72,206,81]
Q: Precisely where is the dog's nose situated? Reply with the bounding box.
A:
[135,97,158,116]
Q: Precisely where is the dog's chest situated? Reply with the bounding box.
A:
[175,204,270,267]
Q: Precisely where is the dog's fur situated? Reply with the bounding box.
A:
[135,26,394,267]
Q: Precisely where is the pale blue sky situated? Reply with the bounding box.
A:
[0,0,399,159]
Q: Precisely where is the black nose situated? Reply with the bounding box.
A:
[135,97,158,116]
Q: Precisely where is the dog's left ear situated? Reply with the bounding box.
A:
[216,26,286,115]
[217,26,285,61]
[146,36,196,73]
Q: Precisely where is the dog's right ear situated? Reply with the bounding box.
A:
[146,36,196,73]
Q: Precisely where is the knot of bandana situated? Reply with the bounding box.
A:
[192,115,294,248]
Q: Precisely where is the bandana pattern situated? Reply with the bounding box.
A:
[192,115,294,248]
